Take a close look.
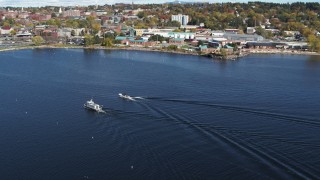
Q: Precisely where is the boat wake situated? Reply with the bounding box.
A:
[136,100,320,179]
[142,97,320,127]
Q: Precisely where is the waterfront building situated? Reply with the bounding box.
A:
[223,33,264,42]
[171,14,189,26]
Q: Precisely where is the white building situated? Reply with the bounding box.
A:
[63,10,80,17]
[171,14,189,26]
[247,27,256,34]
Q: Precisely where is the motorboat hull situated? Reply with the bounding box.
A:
[118,93,135,101]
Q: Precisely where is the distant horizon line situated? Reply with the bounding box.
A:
[1,1,319,8]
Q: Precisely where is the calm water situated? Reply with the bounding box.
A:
[0,49,320,179]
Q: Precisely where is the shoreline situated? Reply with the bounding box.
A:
[1,45,319,58]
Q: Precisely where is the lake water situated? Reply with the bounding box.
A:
[0,49,320,179]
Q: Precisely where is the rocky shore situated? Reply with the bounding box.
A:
[1,45,319,59]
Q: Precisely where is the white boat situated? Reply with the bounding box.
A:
[84,99,105,113]
[118,93,135,101]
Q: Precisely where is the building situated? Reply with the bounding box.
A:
[223,33,264,42]
[169,38,185,45]
[30,14,51,21]
[225,29,239,34]
[246,27,256,34]
[171,14,189,26]
[0,26,13,35]
[63,10,80,17]
[168,32,195,39]
[134,29,146,36]
[246,42,289,49]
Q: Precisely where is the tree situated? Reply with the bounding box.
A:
[220,48,227,60]
[84,34,94,46]
[148,34,165,42]
[255,26,272,39]
[94,35,101,44]
[66,19,80,28]
[10,30,17,36]
[197,40,204,46]
[308,35,320,52]
[51,13,57,18]
[137,11,147,19]
[71,30,76,36]
[166,20,181,27]
[101,38,114,47]
[91,23,101,35]
[104,32,115,39]
[32,36,45,46]
[80,30,85,36]
[167,45,178,51]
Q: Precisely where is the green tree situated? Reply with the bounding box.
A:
[220,48,227,60]
[255,26,273,39]
[94,35,101,44]
[137,11,147,19]
[84,34,94,46]
[166,20,181,27]
[173,29,182,32]
[91,23,101,35]
[308,35,320,52]
[80,30,85,36]
[167,45,178,51]
[101,38,114,47]
[32,36,45,46]
[197,40,204,46]
[148,34,165,42]
[104,32,115,39]
[10,29,17,36]
[71,30,76,36]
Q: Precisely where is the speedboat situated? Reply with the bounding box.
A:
[118,93,135,101]
[84,99,105,113]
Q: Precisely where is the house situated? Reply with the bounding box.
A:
[16,30,32,40]
[122,15,139,21]
[58,28,72,38]
[0,26,13,35]
[283,31,300,37]
[34,27,58,42]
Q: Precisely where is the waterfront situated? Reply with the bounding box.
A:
[0,49,320,179]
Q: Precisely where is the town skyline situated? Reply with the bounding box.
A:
[1,0,320,7]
